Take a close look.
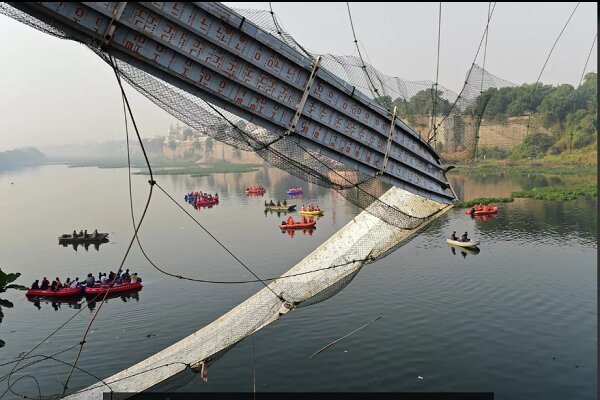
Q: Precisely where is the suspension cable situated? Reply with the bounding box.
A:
[346,2,385,103]
[427,2,497,143]
[525,2,580,137]
[431,2,442,147]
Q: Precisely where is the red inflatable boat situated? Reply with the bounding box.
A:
[84,281,143,296]
[466,206,498,216]
[279,221,316,229]
[26,287,83,297]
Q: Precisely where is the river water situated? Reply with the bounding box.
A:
[0,164,596,399]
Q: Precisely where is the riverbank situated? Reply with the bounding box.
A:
[449,163,597,176]
[454,183,597,207]
[51,158,265,176]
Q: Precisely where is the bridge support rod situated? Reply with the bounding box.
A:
[379,105,398,176]
[285,56,322,136]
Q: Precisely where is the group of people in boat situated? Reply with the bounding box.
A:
[300,204,320,212]
[450,231,470,242]
[265,199,287,207]
[30,269,140,291]
[287,187,303,193]
[186,191,218,205]
[69,229,101,239]
[282,215,314,226]
[246,186,265,192]
[470,204,495,214]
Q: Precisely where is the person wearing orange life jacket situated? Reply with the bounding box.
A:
[301,205,305,211]
[302,216,307,224]
[287,215,294,225]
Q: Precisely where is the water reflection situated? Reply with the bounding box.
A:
[264,209,293,218]
[449,245,481,258]
[27,296,83,311]
[86,291,140,312]
[280,227,316,238]
[470,213,497,222]
[448,172,596,201]
[59,240,109,251]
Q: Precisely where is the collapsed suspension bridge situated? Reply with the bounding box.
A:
[0,2,469,398]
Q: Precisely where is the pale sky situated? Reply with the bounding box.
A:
[0,2,596,151]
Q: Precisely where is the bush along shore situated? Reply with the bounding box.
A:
[454,183,597,208]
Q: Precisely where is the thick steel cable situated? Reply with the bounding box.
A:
[427,2,497,143]
[346,2,383,102]
[430,2,442,146]
[525,2,580,137]
[569,32,597,152]
[473,1,492,161]
[578,33,597,87]
[4,293,106,399]
[60,56,156,397]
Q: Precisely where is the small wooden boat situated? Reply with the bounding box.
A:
[279,221,316,229]
[299,210,324,216]
[446,239,480,248]
[58,233,109,243]
[26,287,83,297]
[84,281,143,296]
[466,206,498,216]
[265,204,296,211]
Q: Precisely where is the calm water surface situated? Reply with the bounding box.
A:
[0,165,596,399]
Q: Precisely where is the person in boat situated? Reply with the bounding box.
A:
[84,274,95,288]
[72,230,78,238]
[451,231,458,241]
[302,215,307,224]
[269,200,275,206]
[461,232,469,242]
[70,277,80,289]
[100,273,109,285]
[64,278,71,288]
[283,199,287,206]
[79,230,84,237]
[308,217,314,224]
[287,216,294,225]
[316,205,320,211]
[277,200,281,207]
[31,280,40,290]
[470,206,476,216]
[129,272,138,283]
[40,277,50,290]
[92,229,98,238]
[50,279,60,292]
[301,205,305,211]
[108,271,116,282]
[55,277,62,287]
[121,269,130,280]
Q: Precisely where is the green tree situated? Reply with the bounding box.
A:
[509,132,555,160]
[539,84,575,127]
[409,88,452,117]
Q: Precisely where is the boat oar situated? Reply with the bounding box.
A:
[309,316,382,359]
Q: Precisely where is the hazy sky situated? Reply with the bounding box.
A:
[0,2,596,151]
